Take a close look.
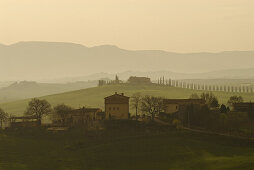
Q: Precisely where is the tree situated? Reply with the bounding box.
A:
[25,98,52,125]
[210,97,219,108]
[227,95,243,107]
[220,104,227,113]
[219,113,228,131]
[0,108,8,129]
[130,93,142,120]
[189,93,200,99]
[200,92,219,108]
[226,106,230,113]
[248,102,254,121]
[140,96,164,121]
[54,104,73,125]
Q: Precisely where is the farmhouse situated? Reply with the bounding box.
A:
[70,108,103,124]
[10,115,38,127]
[105,92,129,119]
[163,99,205,114]
[52,107,103,126]
[127,76,151,84]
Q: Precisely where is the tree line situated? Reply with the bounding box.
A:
[176,93,254,136]
[0,98,76,128]
[1,92,254,136]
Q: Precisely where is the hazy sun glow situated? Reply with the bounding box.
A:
[1,0,254,52]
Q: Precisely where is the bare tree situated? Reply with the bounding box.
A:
[200,92,219,108]
[54,104,73,125]
[189,93,200,99]
[25,98,52,125]
[130,93,142,120]
[140,95,164,121]
[0,108,8,129]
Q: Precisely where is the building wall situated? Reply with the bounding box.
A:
[128,76,151,84]
[165,104,179,114]
[105,103,129,119]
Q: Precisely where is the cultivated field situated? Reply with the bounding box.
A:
[0,121,254,170]
[1,84,254,115]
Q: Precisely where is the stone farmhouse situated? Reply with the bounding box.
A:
[104,92,129,120]
[127,76,151,84]
[163,99,205,114]
[52,107,103,126]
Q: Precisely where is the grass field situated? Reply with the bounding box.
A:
[0,121,254,170]
[1,83,254,115]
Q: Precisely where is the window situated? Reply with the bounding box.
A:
[113,107,115,110]
[176,106,178,109]
[117,107,119,110]
[109,107,111,110]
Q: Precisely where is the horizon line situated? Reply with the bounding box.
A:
[1,41,254,54]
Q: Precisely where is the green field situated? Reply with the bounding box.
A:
[1,84,254,115]
[0,121,254,170]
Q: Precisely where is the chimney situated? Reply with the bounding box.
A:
[115,92,117,94]
[121,93,124,96]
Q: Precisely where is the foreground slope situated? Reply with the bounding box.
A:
[0,123,254,170]
[1,84,254,115]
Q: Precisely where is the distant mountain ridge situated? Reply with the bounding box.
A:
[1,41,254,81]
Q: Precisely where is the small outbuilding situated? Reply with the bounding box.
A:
[10,115,38,127]
[163,99,205,114]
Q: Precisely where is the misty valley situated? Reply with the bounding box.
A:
[2,0,254,169]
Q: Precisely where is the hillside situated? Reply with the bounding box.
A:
[0,81,14,88]
[1,41,254,81]
[1,83,254,115]
[0,81,97,103]
[1,125,254,169]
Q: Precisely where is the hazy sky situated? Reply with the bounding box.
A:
[1,0,254,52]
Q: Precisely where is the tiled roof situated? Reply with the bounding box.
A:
[105,93,129,104]
[70,108,101,114]
[105,93,129,99]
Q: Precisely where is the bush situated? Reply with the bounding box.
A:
[173,119,183,129]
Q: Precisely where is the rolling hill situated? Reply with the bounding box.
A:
[1,41,254,81]
[1,83,254,115]
[53,70,254,83]
[0,81,97,103]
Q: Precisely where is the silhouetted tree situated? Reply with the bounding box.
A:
[140,96,164,121]
[227,96,243,107]
[220,104,227,113]
[226,106,230,113]
[25,98,52,125]
[54,104,73,125]
[210,97,219,108]
[219,113,228,131]
[200,92,219,108]
[130,93,142,120]
[248,102,254,121]
[0,108,8,129]
[189,93,200,99]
